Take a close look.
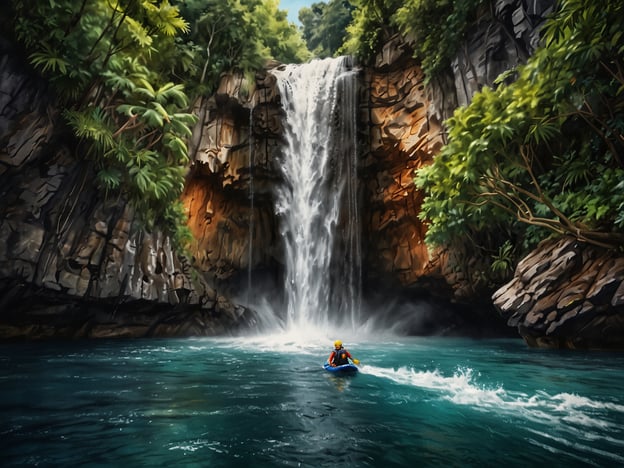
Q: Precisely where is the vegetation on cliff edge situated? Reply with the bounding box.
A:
[341,0,485,82]
[415,0,624,255]
[5,0,310,248]
[299,0,354,58]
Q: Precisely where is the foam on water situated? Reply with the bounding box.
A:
[362,363,624,448]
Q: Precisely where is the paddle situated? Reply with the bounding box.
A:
[352,358,360,365]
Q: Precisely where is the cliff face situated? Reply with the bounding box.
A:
[0,0,555,339]
[441,0,624,348]
[360,37,444,289]
[449,0,554,112]
[0,40,254,339]
[177,0,556,320]
[180,70,283,292]
[358,0,555,300]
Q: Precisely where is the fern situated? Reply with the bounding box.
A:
[30,46,70,75]
[63,108,115,151]
[124,16,153,48]
[527,118,560,145]
[491,241,514,274]
[97,167,122,190]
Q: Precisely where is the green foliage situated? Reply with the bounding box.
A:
[9,0,311,250]
[416,0,624,252]
[255,0,312,63]
[490,240,514,275]
[394,0,485,82]
[11,0,196,246]
[299,0,353,58]
[341,0,483,78]
[177,0,310,96]
[164,200,194,252]
[341,0,401,61]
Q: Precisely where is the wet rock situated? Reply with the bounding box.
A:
[182,69,282,287]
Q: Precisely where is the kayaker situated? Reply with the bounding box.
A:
[328,340,358,366]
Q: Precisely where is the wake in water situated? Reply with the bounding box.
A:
[361,363,624,463]
[4,336,621,467]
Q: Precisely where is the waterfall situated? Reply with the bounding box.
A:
[271,57,361,333]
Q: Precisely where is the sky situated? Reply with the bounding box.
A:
[279,0,317,26]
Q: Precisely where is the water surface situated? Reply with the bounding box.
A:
[1,337,623,466]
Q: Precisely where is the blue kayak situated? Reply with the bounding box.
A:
[323,362,358,374]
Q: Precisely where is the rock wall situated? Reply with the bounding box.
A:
[493,237,624,349]
[441,0,624,349]
[451,0,554,108]
[0,39,253,339]
[432,0,555,120]
[360,37,445,291]
[5,0,617,346]
[180,70,283,292]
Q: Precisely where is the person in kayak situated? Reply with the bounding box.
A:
[328,340,359,366]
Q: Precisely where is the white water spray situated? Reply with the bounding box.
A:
[271,57,361,335]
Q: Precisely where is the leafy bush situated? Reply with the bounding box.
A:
[394,0,485,82]
[340,0,402,61]
[11,0,196,247]
[299,0,353,58]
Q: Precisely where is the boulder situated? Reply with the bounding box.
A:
[493,237,624,349]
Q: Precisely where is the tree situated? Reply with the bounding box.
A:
[299,0,353,58]
[8,0,311,246]
[393,0,485,82]
[416,0,624,252]
[341,0,402,61]
[177,0,309,97]
[255,0,312,64]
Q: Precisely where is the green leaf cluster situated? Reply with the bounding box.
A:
[416,0,624,252]
[10,0,195,245]
[340,0,402,61]
[341,0,483,80]
[393,0,485,82]
[255,0,312,64]
[178,0,310,96]
[299,0,354,58]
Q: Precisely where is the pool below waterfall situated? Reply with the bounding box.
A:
[2,335,623,467]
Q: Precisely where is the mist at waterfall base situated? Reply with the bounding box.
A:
[2,337,624,467]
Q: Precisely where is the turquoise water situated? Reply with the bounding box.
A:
[1,336,623,467]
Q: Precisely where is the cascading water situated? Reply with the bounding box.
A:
[271,57,361,335]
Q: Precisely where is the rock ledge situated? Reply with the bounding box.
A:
[493,237,624,349]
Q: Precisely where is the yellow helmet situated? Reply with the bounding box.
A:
[334,340,342,348]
